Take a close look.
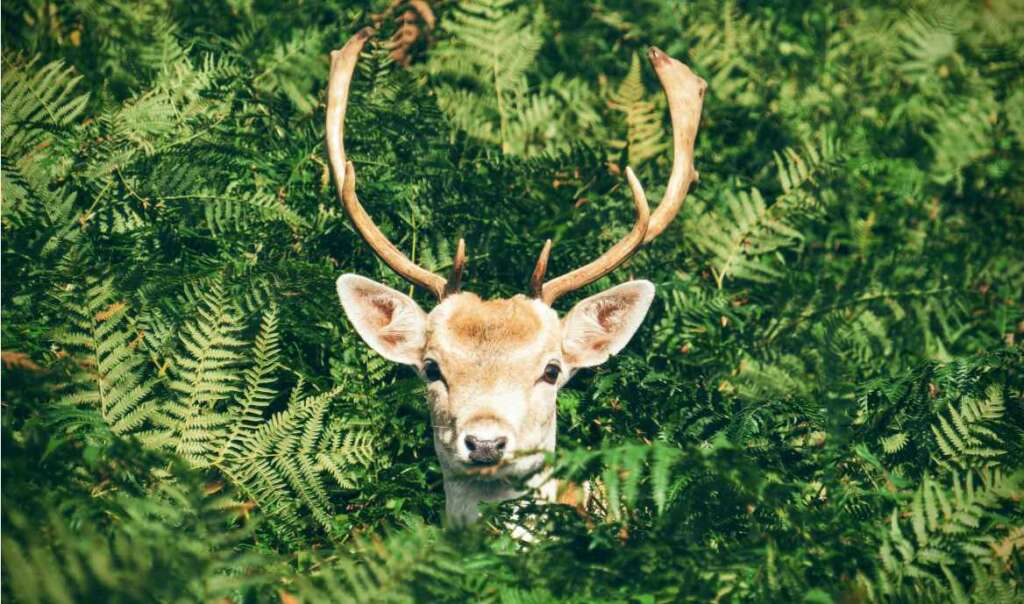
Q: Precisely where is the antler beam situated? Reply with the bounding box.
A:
[644,47,705,243]
[327,28,458,300]
[531,47,706,305]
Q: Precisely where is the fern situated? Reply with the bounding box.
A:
[287,521,467,603]
[553,442,683,521]
[687,1,775,106]
[155,289,375,535]
[425,0,598,156]
[159,279,245,464]
[691,186,804,288]
[965,561,1022,604]
[0,55,88,245]
[772,131,840,201]
[882,432,910,455]
[52,278,158,443]
[54,279,379,538]
[606,52,667,168]
[726,353,814,402]
[896,11,959,78]
[2,435,261,603]
[83,48,234,181]
[651,279,739,357]
[251,26,328,113]
[0,55,89,155]
[219,383,339,533]
[880,469,1021,599]
[317,423,377,489]
[3,1,1024,601]
[428,0,541,151]
[212,306,281,468]
[931,385,1006,471]
[202,189,309,234]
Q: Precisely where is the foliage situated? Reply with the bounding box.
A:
[2,0,1023,602]
[423,0,601,156]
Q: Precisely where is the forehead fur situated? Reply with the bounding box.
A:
[427,293,559,358]
[446,293,541,346]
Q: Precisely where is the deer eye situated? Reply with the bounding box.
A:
[423,360,443,383]
[541,363,561,385]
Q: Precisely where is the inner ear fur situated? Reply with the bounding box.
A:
[561,280,655,368]
[336,274,427,366]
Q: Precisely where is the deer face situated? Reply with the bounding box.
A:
[338,276,655,479]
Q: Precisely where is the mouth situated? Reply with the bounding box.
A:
[462,462,504,478]
[469,458,501,468]
[452,451,547,480]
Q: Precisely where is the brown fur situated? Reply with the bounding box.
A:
[447,294,541,348]
[464,411,509,429]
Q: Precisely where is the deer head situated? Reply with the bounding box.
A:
[327,28,705,524]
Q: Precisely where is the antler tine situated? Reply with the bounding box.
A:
[529,239,552,299]
[535,168,650,305]
[644,47,706,243]
[327,28,455,300]
[532,48,705,305]
[444,238,467,297]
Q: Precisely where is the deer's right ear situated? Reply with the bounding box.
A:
[336,274,427,366]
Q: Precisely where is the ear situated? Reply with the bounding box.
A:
[561,280,655,368]
[336,274,428,366]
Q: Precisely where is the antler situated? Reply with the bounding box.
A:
[530,168,650,301]
[327,28,465,300]
[531,47,706,306]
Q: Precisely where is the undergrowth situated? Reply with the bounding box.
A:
[2,0,1023,602]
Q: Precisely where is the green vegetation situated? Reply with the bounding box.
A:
[2,0,1023,601]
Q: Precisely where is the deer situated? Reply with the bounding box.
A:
[327,28,705,526]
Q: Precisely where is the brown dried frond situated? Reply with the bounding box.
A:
[1,351,44,372]
[371,0,437,66]
[94,301,127,321]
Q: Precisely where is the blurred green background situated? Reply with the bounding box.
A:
[2,1,1023,602]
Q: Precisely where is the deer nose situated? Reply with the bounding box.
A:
[464,434,507,465]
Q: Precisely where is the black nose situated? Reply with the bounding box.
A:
[464,435,507,465]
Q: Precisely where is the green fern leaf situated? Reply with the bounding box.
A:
[53,278,158,444]
[607,52,667,167]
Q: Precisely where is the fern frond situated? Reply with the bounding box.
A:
[1,55,89,155]
[1,55,89,237]
[53,278,158,443]
[607,52,667,167]
[772,131,839,197]
[221,385,351,531]
[554,442,683,522]
[425,0,596,156]
[290,521,465,602]
[931,386,1006,470]
[692,187,803,288]
[880,469,1022,598]
[882,433,910,455]
[317,426,376,489]
[160,279,245,466]
[213,307,281,466]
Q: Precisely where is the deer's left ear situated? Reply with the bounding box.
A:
[561,280,655,368]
